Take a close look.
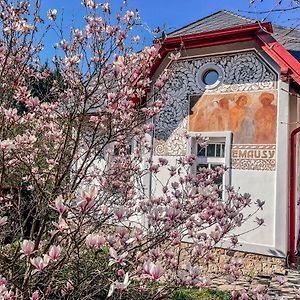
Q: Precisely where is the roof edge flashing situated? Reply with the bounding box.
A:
[162,22,273,48]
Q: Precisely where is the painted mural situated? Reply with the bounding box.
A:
[188,91,277,144]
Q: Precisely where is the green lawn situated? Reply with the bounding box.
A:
[170,288,232,300]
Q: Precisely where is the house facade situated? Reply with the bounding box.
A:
[149,11,300,263]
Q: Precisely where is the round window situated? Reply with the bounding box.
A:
[196,63,224,90]
[202,69,219,86]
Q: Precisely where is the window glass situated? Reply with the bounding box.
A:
[216,144,221,157]
[197,144,206,157]
[207,144,216,157]
[221,144,225,157]
[202,69,219,85]
[198,143,225,158]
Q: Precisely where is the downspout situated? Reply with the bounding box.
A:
[289,126,300,263]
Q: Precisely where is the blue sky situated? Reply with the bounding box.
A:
[41,0,298,31]
[38,0,298,62]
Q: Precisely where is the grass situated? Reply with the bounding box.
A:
[170,288,232,300]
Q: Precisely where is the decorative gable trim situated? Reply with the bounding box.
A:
[152,22,300,87]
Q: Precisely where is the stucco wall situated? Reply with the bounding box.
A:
[150,44,289,257]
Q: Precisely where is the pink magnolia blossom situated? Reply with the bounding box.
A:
[0,216,8,226]
[30,255,50,272]
[117,269,125,278]
[102,2,110,13]
[114,207,126,220]
[82,0,98,9]
[86,234,106,249]
[209,226,222,242]
[64,55,81,67]
[231,290,238,299]
[149,263,165,281]
[231,235,239,246]
[0,139,14,151]
[61,280,74,297]
[0,0,268,298]
[169,52,181,61]
[4,108,18,123]
[107,272,130,298]
[132,35,140,42]
[101,205,109,214]
[197,277,212,288]
[49,245,62,262]
[0,276,7,285]
[26,97,40,110]
[77,187,97,212]
[66,281,74,291]
[109,248,128,266]
[255,199,265,210]
[52,217,69,232]
[20,240,35,257]
[107,92,116,102]
[0,288,15,300]
[47,9,57,21]
[30,291,39,300]
[143,261,165,281]
[241,290,249,300]
[53,196,67,215]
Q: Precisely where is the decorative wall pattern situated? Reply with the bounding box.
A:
[154,51,277,158]
[231,145,276,171]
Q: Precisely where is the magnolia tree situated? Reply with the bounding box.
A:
[0,1,268,299]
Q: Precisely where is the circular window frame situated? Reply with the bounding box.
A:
[196,63,224,90]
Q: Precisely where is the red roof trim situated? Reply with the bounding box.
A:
[151,22,273,76]
[151,22,300,87]
[163,22,273,47]
[255,32,300,85]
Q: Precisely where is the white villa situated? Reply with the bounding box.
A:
[149,10,300,264]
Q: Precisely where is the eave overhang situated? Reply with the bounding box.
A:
[151,22,300,86]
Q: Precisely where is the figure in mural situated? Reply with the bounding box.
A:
[189,96,208,132]
[254,92,277,144]
[208,97,230,131]
[189,96,230,132]
[229,94,255,144]
[188,92,276,145]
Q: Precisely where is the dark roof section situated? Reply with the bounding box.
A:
[168,10,256,37]
[168,10,300,60]
[272,25,300,52]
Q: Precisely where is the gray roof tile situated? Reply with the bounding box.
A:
[168,10,255,37]
[167,10,300,60]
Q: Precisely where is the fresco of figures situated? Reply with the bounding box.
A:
[188,91,277,144]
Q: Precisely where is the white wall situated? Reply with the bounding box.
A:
[149,44,290,258]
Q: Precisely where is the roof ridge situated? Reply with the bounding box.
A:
[219,10,300,35]
[222,10,256,23]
